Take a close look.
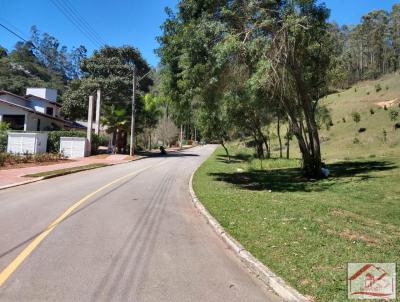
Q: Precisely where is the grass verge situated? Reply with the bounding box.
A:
[25,163,109,179]
[193,145,400,302]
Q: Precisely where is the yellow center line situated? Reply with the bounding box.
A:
[0,160,167,287]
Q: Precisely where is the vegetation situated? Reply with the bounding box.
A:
[0,152,67,167]
[193,143,400,302]
[157,0,336,178]
[0,26,86,95]
[0,122,9,152]
[24,163,108,178]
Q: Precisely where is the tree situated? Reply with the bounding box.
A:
[62,46,152,153]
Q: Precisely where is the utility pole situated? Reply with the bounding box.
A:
[180,124,183,149]
[130,65,136,156]
[87,94,94,155]
[95,89,101,135]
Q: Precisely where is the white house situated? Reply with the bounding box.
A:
[0,88,72,131]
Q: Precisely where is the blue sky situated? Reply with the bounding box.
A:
[0,0,399,67]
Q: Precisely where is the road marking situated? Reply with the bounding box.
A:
[0,160,167,287]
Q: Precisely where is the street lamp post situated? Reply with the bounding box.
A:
[130,65,136,156]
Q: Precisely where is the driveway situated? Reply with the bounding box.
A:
[0,145,282,302]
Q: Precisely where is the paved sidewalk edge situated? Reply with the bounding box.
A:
[189,169,309,302]
[0,156,146,191]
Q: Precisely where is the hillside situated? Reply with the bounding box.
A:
[319,73,400,161]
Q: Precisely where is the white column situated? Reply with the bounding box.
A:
[87,95,94,155]
[24,113,27,131]
[95,89,101,135]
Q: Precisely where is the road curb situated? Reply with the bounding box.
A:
[0,156,146,191]
[189,169,309,302]
[0,177,44,190]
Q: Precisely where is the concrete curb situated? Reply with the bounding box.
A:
[189,169,309,302]
[0,156,146,191]
[0,177,44,190]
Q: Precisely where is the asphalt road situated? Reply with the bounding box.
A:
[0,145,282,302]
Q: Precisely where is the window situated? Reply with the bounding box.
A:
[46,107,54,116]
[3,115,25,130]
[37,119,41,131]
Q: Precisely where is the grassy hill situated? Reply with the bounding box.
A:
[192,74,400,301]
[319,73,400,161]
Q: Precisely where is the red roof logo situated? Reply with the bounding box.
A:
[348,263,396,299]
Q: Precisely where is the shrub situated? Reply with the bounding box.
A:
[0,122,9,153]
[351,111,361,123]
[342,117,346,123]
[389,110,399,121]
[354,87,357,92]
[358,128,367,133]
[0,153,6,166]
[366,91,370,95]
[370,108,375,115]
[384,105,388,110]
[353,137,360,144]
[386,85,389,90]
[375,83,382,92]
[383,129,387,143]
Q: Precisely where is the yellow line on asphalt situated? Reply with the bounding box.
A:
[0,161,165,286]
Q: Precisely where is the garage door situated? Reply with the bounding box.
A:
[60,137,87,158]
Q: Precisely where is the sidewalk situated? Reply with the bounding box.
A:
[0,154,134,188]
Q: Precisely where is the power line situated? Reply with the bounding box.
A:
[59,0,107,46]
[0,23,34,46]
[50,0,103,48]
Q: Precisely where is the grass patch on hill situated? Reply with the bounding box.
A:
[193,143,400,302]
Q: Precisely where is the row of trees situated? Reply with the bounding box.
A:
[329,4,400,88]
[157,0,334,178]
[0,26,86,95]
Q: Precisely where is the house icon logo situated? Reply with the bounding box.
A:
[348,263,396,300]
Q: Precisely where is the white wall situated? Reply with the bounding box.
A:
[28,97,58,117]
[26,88,57,102]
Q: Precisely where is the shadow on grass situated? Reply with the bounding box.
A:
[217,153,253,163]
[209,160,397,192]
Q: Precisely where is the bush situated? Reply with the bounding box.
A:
[384,105,388,110]
[370,108,375,115]
[389,110,399,121]
[353,137,360,144]
[358,128,367,133]
[351,111,361,123]
[0,122,9,153]
[375,83,382,92]
[342,117,346,123]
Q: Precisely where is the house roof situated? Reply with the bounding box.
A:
[0,90,28,102]
[0,98,72,125]
[25,94,61,107]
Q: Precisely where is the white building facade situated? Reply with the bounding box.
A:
[0,88,71,131]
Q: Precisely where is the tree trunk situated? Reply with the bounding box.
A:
[286,124,291,159]
[221,140,230,162]
[277,115,283,158]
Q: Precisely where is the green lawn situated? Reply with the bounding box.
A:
[193,144,400,301]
